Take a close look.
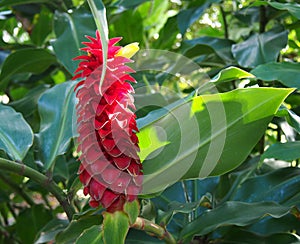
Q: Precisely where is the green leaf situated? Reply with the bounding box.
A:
[177,0,221,34]
[261,141,300,162]
[182,36,234,63]
[10,84,49,118]
[251,62,300,89]
[222,228,300,244]
[103,211,129,244]
[232,29,288,68]
[179,201,294,242]
[36,81,77,170]
[124,200,140,225]
[35,219,68,244]
[51,8,96,74]
[138,88,293,194]
[211,66,255,83]
[112,0,150,9]
[87,0,108,91]
[0,48,56,90]
[56,211,103,244]
[15,205,52,244]
[0,104,33,160]
[126,229,163,243]
[269,2,300,20]
[75,225,103,244]
[31,7,53,46]
[0,0,50,8]
[233,167,300,205]
[276,106,300,134]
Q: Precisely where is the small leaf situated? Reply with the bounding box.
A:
[103,211,129,244]
[269,2,300,19]
[0,48,56,90]
[211,66,255,83]
[232,29,288,68]
[251,62,300,89]
[36,81,77,170]
[15,205,52,244]
[179,201,294,242]
[75,225,103,244]
[0,0,50,8]
[56,212,103,244]
[124,200,140,225]
[0,104,33,160]
[276,107,300,134]
[261,141,300,162]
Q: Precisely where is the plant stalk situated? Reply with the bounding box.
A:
[132,217,176,244]
[0,173,35,206]
[0,157,74,221]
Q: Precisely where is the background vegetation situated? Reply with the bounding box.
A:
[0,0,300,243]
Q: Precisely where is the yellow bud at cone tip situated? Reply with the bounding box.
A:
[116,42,139,59]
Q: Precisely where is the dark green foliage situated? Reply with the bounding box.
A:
[0,0,299,243]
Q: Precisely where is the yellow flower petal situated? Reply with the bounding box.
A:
[116,42,139,58]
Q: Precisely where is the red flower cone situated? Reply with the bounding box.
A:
[73,31,142,212]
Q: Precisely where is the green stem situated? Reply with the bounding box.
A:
[220,4,229,39]
[132,217,176,244]
[0,157,74,221]
[259,5,267,33]
[0,173,34,206]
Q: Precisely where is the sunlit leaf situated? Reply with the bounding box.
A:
[138,88,293,194]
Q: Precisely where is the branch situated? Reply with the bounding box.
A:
[0,173,34,206]
[0,157,74,221]
[220,4,229,39]
[132,217,176,244]
[259,5,267,33]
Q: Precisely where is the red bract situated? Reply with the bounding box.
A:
[73,31,142,212]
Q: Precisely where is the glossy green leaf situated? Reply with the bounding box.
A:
[233,167,300,205]
[251,62,300,89]
[211,66,255,83]
[182,36,234,63]
[124,200,140,225]
[15,205,52,244]
[261,141,300,162]
[0,104,33,160]
[276,106,300,134]
[87,0,108,91]
[0,48,56,90]
[110,10,143,45]
[31,7,53,46]
[0,0,50,7]
[269,2,300,19]
[138,88,293,194]
[221,228,300,244]
[75,225,103,244]
[112,0,150,9]
[179,201,293,242]
[10,84,49,118]
[232,29,288,68]
[177,0,220,34]
[56,212,103,244]
[126,229,163,243]
[103,211,129,244]
[36,81,77,170]
[52,8,96,74]
[35,219,68,244]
